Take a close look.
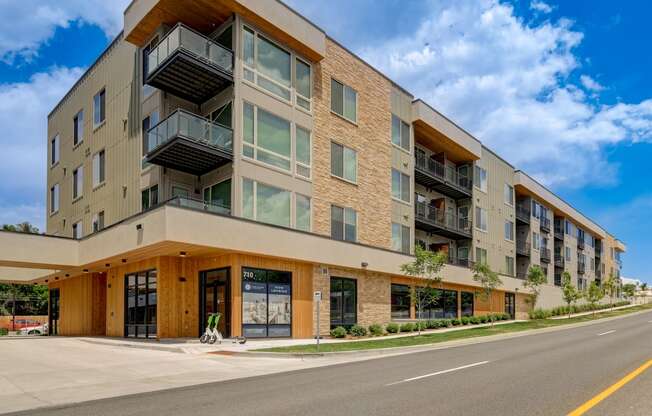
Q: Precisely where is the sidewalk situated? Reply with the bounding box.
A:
[78,318,526,354]
[549,303,637,320]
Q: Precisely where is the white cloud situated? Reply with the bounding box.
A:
[580,74,605,92]
[0,202,45,231]
[530,1,553,14]
[358,0,652,188]
[0,66,84,228]
[0,0,129,63]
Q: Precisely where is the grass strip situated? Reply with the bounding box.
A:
[257,303,652,353]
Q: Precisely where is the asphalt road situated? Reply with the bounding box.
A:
[10,309,652,416]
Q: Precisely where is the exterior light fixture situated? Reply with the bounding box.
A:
[179,251,187,257]
[361,262,368,268]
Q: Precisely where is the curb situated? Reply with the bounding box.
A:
[240,307,652,359]
[79,338,186,354]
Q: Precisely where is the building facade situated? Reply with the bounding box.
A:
[1,0,625,339]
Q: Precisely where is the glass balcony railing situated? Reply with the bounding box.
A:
[147,109,233,155]
[167,196,231,215]
[147,23,233,78]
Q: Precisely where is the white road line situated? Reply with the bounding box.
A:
[386,361,490,386]
[597,330,616,336]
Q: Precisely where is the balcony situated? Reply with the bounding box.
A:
[554,225,564,240]
[596,268,602,279]
[167,196,231,216]
[516,272,527,280]
[516,241,530,257]
[414,153,472,199]
[540,217,551,234]
[446,257,474,269]
[540,247,551,263]
[146,109,233,175]
[414,201,472,239]
[554,273,562,287]
[146,24,234,104]
[577,239,585,251]
[515,204,530,224]
[578,262,586,274]
[554,254,565,268]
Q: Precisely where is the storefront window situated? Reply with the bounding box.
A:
[417,288,458,319]
[242,267,292,338]
[330,277,357,328]
[461,291,474,317]
[391,284,410,319]
[124,270,157,338]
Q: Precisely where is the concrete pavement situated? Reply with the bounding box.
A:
[5,308,652,415]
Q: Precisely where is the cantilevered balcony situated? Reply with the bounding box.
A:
[414,201,472,239]
[414,153,472,199]
[554,223,564,240]
[577,239,585,251]
[146,109,233,175]
[146,24,233,103]
[516,241,530,257]
[540,217,551,234]
[516,204,530,224]
[554,254,565,268]
[578,262,586,275]
[540,247,551,264]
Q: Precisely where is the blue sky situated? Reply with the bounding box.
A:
[0,0,650,282]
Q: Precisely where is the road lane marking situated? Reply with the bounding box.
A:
[567,358,652,416]
[597,330,616,336]
[386,361,490,386]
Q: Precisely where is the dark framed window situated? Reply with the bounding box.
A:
[73,110,84,145]
[391,284,410,319]
[93,89,105,126]
[331,205,356,242]
[141,185,159,211]
[417,288,458,319]
[461,291,474,317]
[330,277,357,328]
[242,267,292,338]
[124,270,157,338]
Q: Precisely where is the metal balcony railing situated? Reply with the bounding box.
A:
[516,240,530,256]
[414,201,472,238]
[577,239,585,251]
[540,247,551,263]
[414,152,472,197]
[540,217,551,233]
[578,262,586,274]
[554,224,564,240]
[516,204,531,223]
[167,196,231,215]
[554,254,565,268]
[147,109,233,154]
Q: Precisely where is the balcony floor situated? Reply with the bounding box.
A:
[145,137,232,175]
[146,49,233,104]
[414,168,471,199]
[415,217,472,240]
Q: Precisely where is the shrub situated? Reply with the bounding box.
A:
[478,315,488,324]
[386,322,400,334]
[441,319,452,327]
[529,308,552,320]
[330,326,347,338]
[460,316,470,325]
[451,318,461,326]
[502,313,510,320]
[415,321,428,331]
[426,319,439,329]
[0,328,8,336]
[469,316,480,324]
[368,324,384,336]
[400,322,415,332]
[349,324,368,337]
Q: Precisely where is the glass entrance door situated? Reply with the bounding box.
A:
[49,288,60,336]
[200,268,230,338]
[505,292,516,319]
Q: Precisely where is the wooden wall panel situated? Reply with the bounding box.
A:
[49,272,106,336]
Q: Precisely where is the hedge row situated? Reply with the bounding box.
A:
[529,301,630,320]
[329,313,511,338]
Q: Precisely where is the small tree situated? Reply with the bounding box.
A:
[641,283,648,292]
[585,281,605,318]
[561,272,582,319]
[472,262,503,326]
[622,283,636,301]
[522,265,547,310]
[602,273,618,310]
[400,246,446,335]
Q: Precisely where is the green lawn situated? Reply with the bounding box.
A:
[257,303,652,353]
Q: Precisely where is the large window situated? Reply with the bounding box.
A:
[243,102,291,171]
[331,142,357,183]
[295,58,311,110]
[474,166,487,192]
[417,289,458,319]
[72,165,83,200]
[533,232,540,250]
[295,126,311,179]
[141,185,158,212]
[475,206,488,231]
[124,270,157,338]
[50,135,59,166]
[565,246,571,261]
[73,110,84,145]
[461,291,474,317]
[92,211,105,232]
[391,284,410,319]
[392,169,410,203]
[242,267,292,338]
[50,184,59,214]
[504,183,514,206]
[142,111,160,156]
[476,247,488,265]
[504,220,514,241]
[295,194,311,232]
[242,179,291,228]
[330,78,357,122]
[203,179,231,212]
[72,221,83,239]
[392,114,410,151]
[392,223,410,254]
[330,277,357,328]
[92,150,105,187]
[93,89,105,127]
[505,256,515,276]
[331,205,357,242]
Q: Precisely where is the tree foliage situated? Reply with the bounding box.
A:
[622,283,636,300]
[585,281,605,317]
[601,273,618,309]
[522,264,547,310]
[472,262,502,326]
[561,272,582,319]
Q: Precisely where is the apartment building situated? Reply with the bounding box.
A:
[0,0,625,340]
